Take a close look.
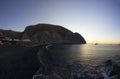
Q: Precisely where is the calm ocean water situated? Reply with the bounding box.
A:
[34,44,120,79]
[48,44,120,68]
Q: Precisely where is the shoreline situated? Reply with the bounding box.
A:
[0,44,120,79]
[0,44,40,79]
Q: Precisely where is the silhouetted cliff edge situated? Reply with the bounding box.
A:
[21,24,86,45]
[0,24,86,45]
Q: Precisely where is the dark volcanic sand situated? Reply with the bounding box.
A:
[0,44,40,79]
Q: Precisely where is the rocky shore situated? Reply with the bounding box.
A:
[33,59,120,79]
[0,23,87,79]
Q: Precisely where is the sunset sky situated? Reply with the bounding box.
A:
[0,0,120,44]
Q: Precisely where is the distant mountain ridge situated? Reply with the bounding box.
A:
[0,24,86,45]
[0,29,21,39]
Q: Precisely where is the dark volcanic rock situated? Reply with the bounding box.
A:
[0,24,86,45]
[21,24,86,45]
[0,29,21,39]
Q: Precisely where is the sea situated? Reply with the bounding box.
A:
[47,44,120,68]
[33,44,120,79]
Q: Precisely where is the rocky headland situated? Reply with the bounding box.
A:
[0,24,86,46]
[0,24,86,79]
[21,24,86,45]
[2,24,120,79]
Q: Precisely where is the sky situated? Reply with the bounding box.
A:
[0,0,120,44]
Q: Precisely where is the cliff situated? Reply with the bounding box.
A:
[21,24,86,45]
[0,29,21,39]
[0,24,86,45]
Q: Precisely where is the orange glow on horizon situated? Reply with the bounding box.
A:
[87,40,120,44]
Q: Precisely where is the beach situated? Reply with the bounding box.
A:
[0,44,40,79]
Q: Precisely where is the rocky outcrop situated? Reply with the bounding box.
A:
[0,24,86,45]
[0,29,21,39]
[21,24,86,45]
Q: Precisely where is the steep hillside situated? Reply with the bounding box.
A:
[22,24,86,45]
[0,29,21,39]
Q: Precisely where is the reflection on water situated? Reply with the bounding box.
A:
[48,44,120,67]
[34,44,120,79]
